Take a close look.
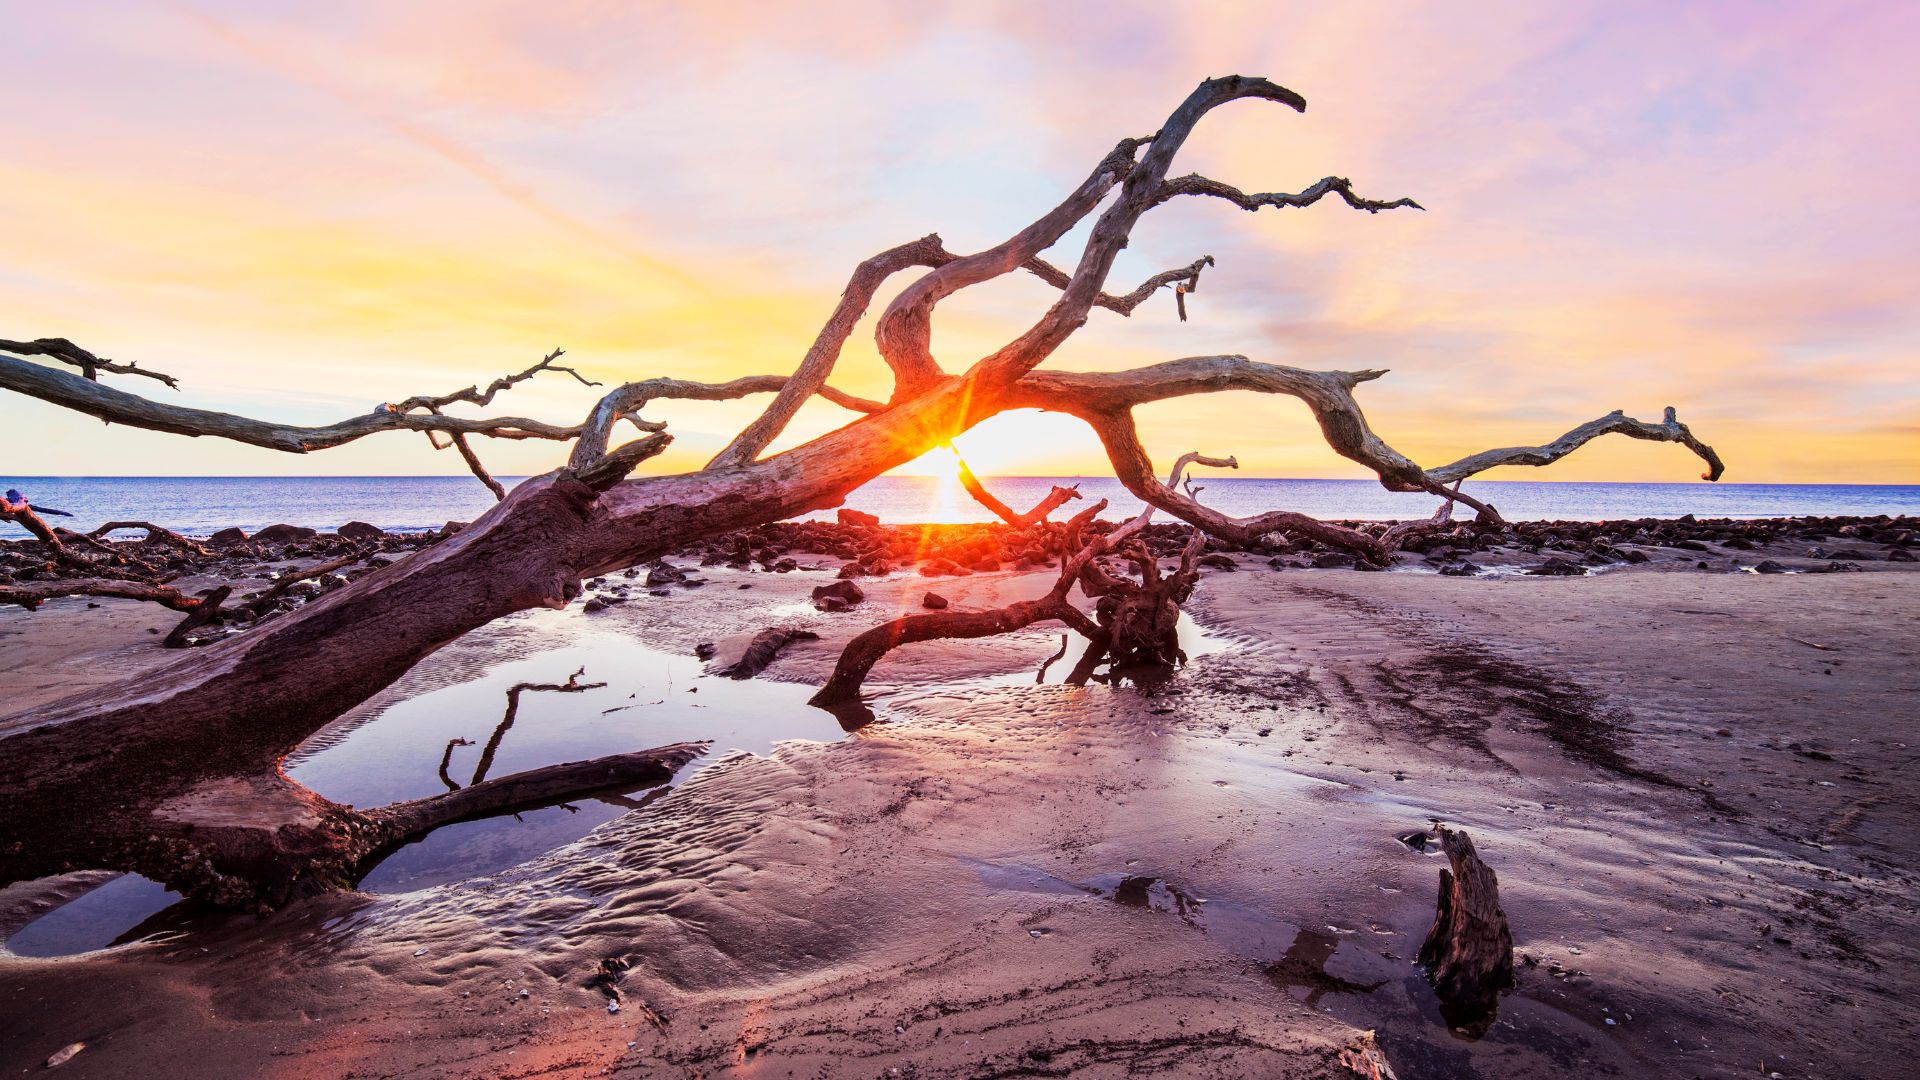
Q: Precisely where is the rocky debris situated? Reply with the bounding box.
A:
[1196,553,1237,571]
[582,596,610,614]
[811,579,866,612]
[921,591,950,609]
[1753,560,1790,574]
[337,521,384,542]
[836,508,881,528]
[206,526,249,547]
[1312,552,1356,570]
[438,520,469,539]
[1438,561,1483,577]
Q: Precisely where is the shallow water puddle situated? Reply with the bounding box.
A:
[7,625,843,957]
[286,627,843,892]
[4,874,180,957]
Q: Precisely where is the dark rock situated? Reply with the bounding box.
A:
[694,642,717,660]
[837,508,881,529]
[645,561,687,586]
[1311,553,1356,569]
[1889,548,1916,562]
[253,523,317,544]
[922,591,949,610]
[1438,561,1483,577]
[1265,556,1288,570]
[1753,560,1789,574]
[1670,539,1711,552]
[919,557,971,577]
[770,557,799,573]
[207,527,250,547]
[1619,549,1650,564]
[582,597,609,613]
[1197,553,1237,571]
[1524,557,1587,576]
[337,521,384,542]
[811,579,866,612]
[439,520,470,539]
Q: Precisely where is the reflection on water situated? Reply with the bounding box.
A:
[286,629,845,893]
[3,874,181,957]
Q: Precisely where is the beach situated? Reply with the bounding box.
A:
[1,518,1916,1078]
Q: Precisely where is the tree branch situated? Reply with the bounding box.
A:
[0,337,181,388]
[708,235,952,469]
[1427,406,1724,484]
[950,448,1083,526]
[362,741,708,850]
[1156,174,1424,214]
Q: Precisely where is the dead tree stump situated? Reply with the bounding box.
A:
[1415,826,1514,1027]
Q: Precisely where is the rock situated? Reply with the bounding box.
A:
[1670,539,1711,552]
[337,520,384,542]
[1619,548,1650,564]
[645,561,687,586]
[694,642,717,660]
[438,520,470,539]
[1524,557,1587,576]
[1311,553,1355,569]
[969,557,1001,572]
[582,597,609,613]
[770,557,799,573]
[1753,560,1789,574]
[207,526,250,547]
[837,508,881,528]
[1438,561,1483,577]
[919,557,971,577]
[1265,556,1288,570]
[921,591,949,610]
[1889,548,1916,562]
[253,523,317,544]
[1197,553,1237,571]
[811,579,866,612]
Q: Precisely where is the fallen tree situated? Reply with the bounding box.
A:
[0,75,1722,907]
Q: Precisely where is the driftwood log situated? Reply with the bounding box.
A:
[1415,826,1514,1029]
[0,75,1725,906]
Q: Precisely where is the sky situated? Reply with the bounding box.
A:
[1,1,1916,484]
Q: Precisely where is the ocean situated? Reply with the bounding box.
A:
[2,475,1915,540]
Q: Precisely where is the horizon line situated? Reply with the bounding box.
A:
[4,475,1917,489]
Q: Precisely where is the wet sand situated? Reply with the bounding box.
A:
[2,555,1916,1078]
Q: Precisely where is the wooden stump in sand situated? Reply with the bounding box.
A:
[1415,825,1514,1025]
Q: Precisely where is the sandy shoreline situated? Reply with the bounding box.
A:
[2,530,1916,1077]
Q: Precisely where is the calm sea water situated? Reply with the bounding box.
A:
[2,475,1914,539]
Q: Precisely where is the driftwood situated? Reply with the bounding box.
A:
[0,75,1727,907]
[718,628,822,679]
[1415,826,1514,1029]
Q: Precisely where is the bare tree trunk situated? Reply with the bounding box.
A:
[0,75,1726,906]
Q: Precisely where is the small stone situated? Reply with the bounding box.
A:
[921,591,950,610]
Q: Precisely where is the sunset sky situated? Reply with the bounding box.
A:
[2,1,1915,483]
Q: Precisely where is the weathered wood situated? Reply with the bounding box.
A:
[1416,826,1514,1025]
[0,74,1725,907]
